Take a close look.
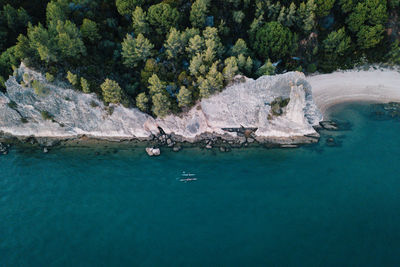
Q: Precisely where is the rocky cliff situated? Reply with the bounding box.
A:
[0,64,322,144]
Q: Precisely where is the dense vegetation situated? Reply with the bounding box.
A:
[0,0,399,117]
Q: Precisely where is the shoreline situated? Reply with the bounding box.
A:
[1,67,400,153]
[308,68,400,118]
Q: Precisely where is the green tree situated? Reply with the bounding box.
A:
[116,0,145,16]
[321,27,352,71]
[190,0,209,28]
[315,0,335,17]
[136,92,149,111]
[45,72,55,82]
[131,6,149,35]
[152,92,170,117]
[256,59,275,76]
[66,71,78,87]
[323,27,351,56]
[81,77,90,93]
[233,10,245,24]
[189,53,206,77]
[223,56,239,81]
[340,0,354,13]
[165,28,184,59]
[203,27,224,56]
[147,3,179,35]
[186,35,204,56]
[253,21,297,60]
[347,2,368,32]
[55,20,87,61]
[46,0,69,24]
[80,19,100,43]
[148,74,165,95]
[101,79,123,104]
[206,61,224,91]
[121,33,154,68]
[231,38,248,57]
[298,0,317,34]
[245,56,253,74]
[141,59,159,86]
[357,25,384,49]
[177,86,192,107]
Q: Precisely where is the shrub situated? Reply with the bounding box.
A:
[81,77,90,93]
[66,71,78,87]
[90,100,99,107]
[45,72,55,82]
[40,110,53,120]
[32,80,49,96]
[7,100,17,109]
[306,63,317,73]
[101,79,123,104]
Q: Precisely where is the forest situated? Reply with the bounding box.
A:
[0,0,399,117]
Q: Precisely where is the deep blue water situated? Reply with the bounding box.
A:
[2,103,400,266]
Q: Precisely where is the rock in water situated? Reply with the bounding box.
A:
[320,121,338,130]
[0,142,9,155]
[0,64,323,145]
[146,147,160,156]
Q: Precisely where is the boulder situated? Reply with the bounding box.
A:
[146,147,161,156]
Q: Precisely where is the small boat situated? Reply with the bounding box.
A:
[180,178,198,182]
[181,171,196,177]
[179,171,197,182]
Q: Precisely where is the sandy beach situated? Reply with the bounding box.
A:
[308,69,400,117]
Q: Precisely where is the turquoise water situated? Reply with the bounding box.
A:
[2,103,400,266]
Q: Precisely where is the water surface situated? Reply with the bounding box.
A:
[1,103,400,266]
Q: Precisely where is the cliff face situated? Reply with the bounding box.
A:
[0,64,322,143]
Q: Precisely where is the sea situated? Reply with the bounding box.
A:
[1,103,400,266]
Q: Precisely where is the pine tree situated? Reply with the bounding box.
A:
[101,79,123,104]
[147,3,179,35]
[165,28,184,59]
[148,74,165,96]
[233,11,245,24]
[81,77,90,93]
[136,92,149,112]
[121,33,153,68]
[245,56,253,74]
[223,56,239,82]
[256,59,275,76]
[190,0,209,28]
[189,53,206,77]
[177,86,192,107]
[152,93,170,117]
[186,35,204,56]
[132,6,149,35]
[206,62,224,91]
[80,19,100,43]
[231,38,249,57]
[66,71,78,87]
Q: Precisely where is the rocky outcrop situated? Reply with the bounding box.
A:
[0,64,322,145]
[146,147,161,156]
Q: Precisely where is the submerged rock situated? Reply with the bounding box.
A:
[320,121,338,130]
[0,142,9,155]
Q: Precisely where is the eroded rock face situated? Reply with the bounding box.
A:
[0,64,322,144]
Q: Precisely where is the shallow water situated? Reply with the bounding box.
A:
[1,103,400,266]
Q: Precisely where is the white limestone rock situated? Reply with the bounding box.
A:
[0,64,322,144]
